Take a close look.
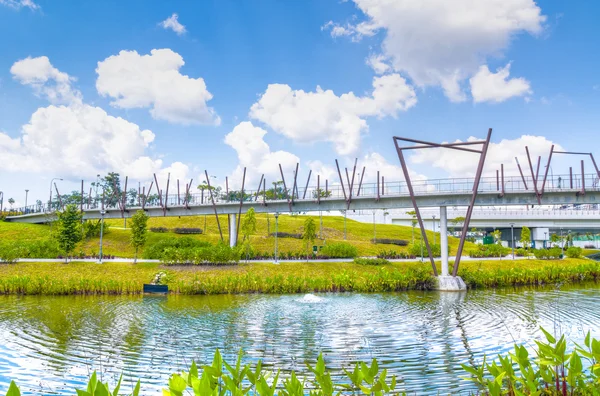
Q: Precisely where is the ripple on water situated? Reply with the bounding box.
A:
[0,284,600,395]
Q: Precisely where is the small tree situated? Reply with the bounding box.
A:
[491,229,502,245]
[550,233,561,247]
[130,210,149,263]
[241,207,257,262]
[303,217,317,261]
[55,204,83,262]
[8,198,15,209]
[407,211,417,242]
[520,226,531,249]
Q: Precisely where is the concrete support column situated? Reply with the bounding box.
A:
[440,206,449,276]
[229,214,237,247]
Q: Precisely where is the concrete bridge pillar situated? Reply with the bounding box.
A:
[440,206,449,276]
[229,214,237,247]
[435,205,467,291]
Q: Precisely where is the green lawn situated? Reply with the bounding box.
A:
[2,214,475,258]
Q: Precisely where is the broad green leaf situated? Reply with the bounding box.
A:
[540,327,556,344]
[6,382,21,396]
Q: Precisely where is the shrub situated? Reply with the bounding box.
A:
[515,248,528,257]
[371,238,409,246]
[566,246,583,258]
[269,232,302,239]
[533,247,563,260]
[468,244,509,258]
[173,227,203,234]
[320,242,358,258]
[143,237,211,259]
[150,227,169,233]
[0,244,22,263]
[409,241,442,258]
[160,242,239,265]
[82,220,109,239]
[377,250,415,259]
[354,257,390,265]
[584,244,596,249]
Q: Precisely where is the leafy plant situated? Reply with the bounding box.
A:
[520,226,531,249]
[241,208,257,262]
[149,227,169,233]
[566,246,583,258]
[354,257,390,266]
[320,242,358,258]
[130,210,149,264]
[55,204,83,261]
[371,238,409,246]
[173,228,203,234]
[303,217,317,261]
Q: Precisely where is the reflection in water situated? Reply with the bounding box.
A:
[0,284,599,395]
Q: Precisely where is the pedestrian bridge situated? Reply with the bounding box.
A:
[5,173,599,224]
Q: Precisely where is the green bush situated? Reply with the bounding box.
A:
[143,237,211,259]
[0,244,22,263]
[82,220,109,239]
[173,227,203,234]
[0,240,62,260]
[515,248,528,257]
[320,242,358,258]
[269,232,302,239]
[533,247,563,260]
[409,241,442,258]
[354,257,390,265]
[468,244,509,258]
[565,246,583,258]
[160,242,240,265]
[371,238,409,246]
[149,227,169,233]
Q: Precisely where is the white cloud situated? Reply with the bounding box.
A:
[470,63,532,103]
[96,49,220,125]
[328,0,545,101]
[1,56,184,182]
[160,13,187,36]
[366,54,390,75]
[0,0,39,10]
[224,122,299,189]
[249,74,416,155]
[10,56,82,104]
[410,135,562,177]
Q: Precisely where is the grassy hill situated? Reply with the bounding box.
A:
[1,213,474,258]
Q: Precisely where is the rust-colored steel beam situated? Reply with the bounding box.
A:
[164,174,170,215]
[394,137,484,154]
[525,147,542,205]
[262,178,267,206]
[236,167,246,244]
[317,174,320,204]
[590,154,600,181]
[452,128,492,277]
[496,170,500,191]
[185,178,193,209]
[356,167,366,196]
[302,170,312,199]
[501,164,505,197]
[279,164,291,211]
[515,157,528,190]
[381,176,385,195]
[153,173,163,210]
[290,163,299,207]
[540,145,554,194]
[580,160,586,196]
[535,156,541,184]
[394,145,437,275]
[255,174,264,201]
[122,176,128,214]
[347,158,358,209]
[570,167,573,189]
[335,159,348,203]
[205,170,223,241]
[376,171,380,201]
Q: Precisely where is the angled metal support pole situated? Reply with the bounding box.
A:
[262,179,267,206]
[185,178,193,209]
[501,164,505,197]
[346,158,358,209]
[580,160,586,196]
[255,174,264,201]
[205,170,223,241]
[302,170,312,199]
[525,147,542,205]
[540,145,554,194]
[153,173,164,211]
[236,167,246,243]
[453,128,492,277]
[515,157,528,190]
[164,173,170,216]
[278,164,290,209]
[356,166,366,196]
[335,159,348,203]
[122,176,128,215]
[317,174,321,204]
[291,163,299,208]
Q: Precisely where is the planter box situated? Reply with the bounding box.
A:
[143,284,168,294]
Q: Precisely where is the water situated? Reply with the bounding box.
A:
[1,284,599,395]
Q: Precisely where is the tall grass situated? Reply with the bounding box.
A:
[1,258,598,295]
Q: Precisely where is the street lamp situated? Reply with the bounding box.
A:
[274,212,280,264]
[49,177,63,211]
[509,223,515,259]
[99,209,106,264]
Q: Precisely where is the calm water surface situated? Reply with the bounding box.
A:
[1,284,599,395]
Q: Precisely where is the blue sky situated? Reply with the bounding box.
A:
[1,0,599,207]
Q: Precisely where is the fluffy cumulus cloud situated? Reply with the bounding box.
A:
[10,56,81,104]
[470,63,532,103]
[325,0,545,102]
[0,0,39,10]
[249,74,416,155]
[0,56,184,181]
[160,13,187,36]
[410,135,563,177]
[224,122,299,188]
[96,49,220,125]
